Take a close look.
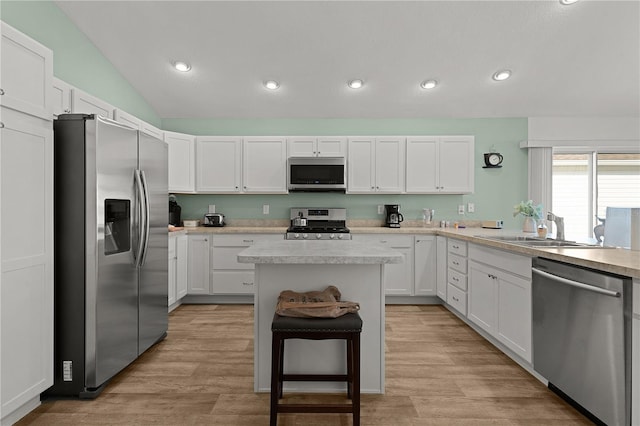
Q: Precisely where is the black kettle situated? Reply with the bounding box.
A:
[169,200,181,226]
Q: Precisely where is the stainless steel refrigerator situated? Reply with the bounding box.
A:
[46,114,168,398]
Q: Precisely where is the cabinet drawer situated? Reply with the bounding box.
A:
[447,284,467,315]
[468,243,531,279]
[211,271,255,294]
[356,234,414,247]
[212,246,254,270]
[212,234,261,247]
[448,239,467,256]
[448,268,467,291]
[448,253,467,273]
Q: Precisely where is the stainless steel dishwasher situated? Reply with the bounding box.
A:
[532,258,632,426]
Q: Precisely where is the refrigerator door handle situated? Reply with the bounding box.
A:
[134,169,147,267]
[139,170,151,266]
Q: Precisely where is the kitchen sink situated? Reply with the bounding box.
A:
[476,235,608,248]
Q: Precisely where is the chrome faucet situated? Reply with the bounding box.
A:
[547,212,565,241]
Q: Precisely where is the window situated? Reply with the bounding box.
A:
[552,152,640,240]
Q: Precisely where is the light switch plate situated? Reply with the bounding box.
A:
[458,204,465,214]
[263,204,269,215]
[208,204,216,213]
[378,205,384,214]
[467,202,475,213]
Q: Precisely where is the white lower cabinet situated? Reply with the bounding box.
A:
[414,236,436,296]
[446,239,468,315]
[468,243,532,362]
[356,235,414,296]
[187,235,211,294]
[168,234,188,309]
[436,236,448,300]
[211,234,283,295]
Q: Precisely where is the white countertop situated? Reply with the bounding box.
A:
[237,240,404,264]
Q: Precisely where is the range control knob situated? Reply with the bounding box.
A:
[302,233,308,239]
[329,234,336,239]
[316,233,322,239]
[294,233,300,239]
[337,234,344,240]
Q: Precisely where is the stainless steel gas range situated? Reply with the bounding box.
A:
[286,208,351,240]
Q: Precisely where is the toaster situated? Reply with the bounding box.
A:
[203,213,225,227]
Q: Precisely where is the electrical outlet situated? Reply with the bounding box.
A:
[458,204,465,215]
[263,204,269,215]
[378,205,384,214]
[208,204,216,213]
[467,202,475,213]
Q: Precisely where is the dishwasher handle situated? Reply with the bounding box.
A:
[532,267,621,298]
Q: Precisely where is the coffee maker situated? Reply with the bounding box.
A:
[384,204,404,228]
[169,197,181,226]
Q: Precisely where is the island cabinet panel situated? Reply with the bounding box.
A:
[355,234,414,295]
[467,243,532,363]
[211,234,283,295]
[187,235,210,294]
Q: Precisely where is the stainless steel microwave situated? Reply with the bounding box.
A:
[288,157,346,192]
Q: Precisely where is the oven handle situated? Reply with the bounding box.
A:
[532,267,620,297]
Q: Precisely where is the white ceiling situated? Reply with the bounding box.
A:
[54,0,640,119]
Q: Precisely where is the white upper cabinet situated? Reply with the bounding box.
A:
[348,137,404,193]
[439,136,475,193]
[165,131,196,193]
[1,22,53,121]
[113,108,142,130]
[52,77,72,117]
[140,121,163,140]
[196,136,242,193]
[72,87,113,119]
[243,137,287,193]
[406,136,474,194]
[288,137,346,157]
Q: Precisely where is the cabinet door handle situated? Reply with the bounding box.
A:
[0,122,4,129]
[0,88,4,95]
[452,296,459,302]
[242,282,254,286]
[452,276,459,282]
[452,245,459,249]
[452,261,459,266]
[64,108,71,113]
[243,239,254,243]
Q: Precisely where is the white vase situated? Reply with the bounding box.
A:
[522,217,537,233]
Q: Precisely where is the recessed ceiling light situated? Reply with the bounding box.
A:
[560,0,579,4]
[173,61,191,72]
[348,79,364,89]
[492,70,512,81]
[264,80,280,90]
[420,79,438,90]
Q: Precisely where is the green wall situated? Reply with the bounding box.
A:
[1,1,530,228]
[0,0,161,126]
[165,118,529,227]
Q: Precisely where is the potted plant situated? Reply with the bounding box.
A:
[513,200,543,232]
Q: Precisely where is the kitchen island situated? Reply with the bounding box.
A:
[238,240,403,394]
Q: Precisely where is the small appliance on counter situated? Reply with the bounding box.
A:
[203,213,225,227]
[384,204,404,228]
[169,196,181,226]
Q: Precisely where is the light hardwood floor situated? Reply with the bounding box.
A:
[18,304,592,425]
